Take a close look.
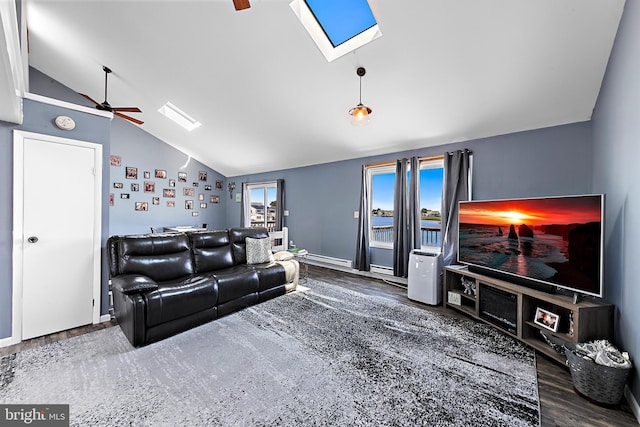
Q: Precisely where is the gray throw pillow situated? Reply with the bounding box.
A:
[246,237,275,264]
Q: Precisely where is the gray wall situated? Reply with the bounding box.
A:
[592,0,640,405]
[0,90,111,339]
[227,121,594,266]
[108,117,227,236]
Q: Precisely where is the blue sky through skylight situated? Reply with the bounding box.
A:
[304,0,377,47]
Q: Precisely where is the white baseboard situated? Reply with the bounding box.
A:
[0,335,20,348]
[370,264,394,276]
[624,386,640,424]
[99,314,112,323]
[306,253,352,269]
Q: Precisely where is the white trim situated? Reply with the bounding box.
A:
[99,314,112,323]
[24,92,113,119]
[624,386,640,424]
[0,0,25,124]
[11,130,103,346]
[306,253,352,269]
[370,264,394,276]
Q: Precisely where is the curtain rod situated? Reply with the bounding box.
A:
[365,154,445,168]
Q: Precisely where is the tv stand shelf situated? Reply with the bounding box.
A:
[443,266,614,364]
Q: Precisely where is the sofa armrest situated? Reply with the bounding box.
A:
[112,274,159,295]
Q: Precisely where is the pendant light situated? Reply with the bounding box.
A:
[348,67,372,126]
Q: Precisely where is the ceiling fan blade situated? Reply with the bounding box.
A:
[115,111,144,125]
[79,93,100,107]
[112,107,142,113]
[233,0,250,11]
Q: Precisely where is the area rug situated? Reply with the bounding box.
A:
[0,278,540,426]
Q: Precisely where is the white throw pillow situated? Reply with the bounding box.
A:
[246,237,275,264]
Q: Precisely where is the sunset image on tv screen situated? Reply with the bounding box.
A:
[458,195,602,295]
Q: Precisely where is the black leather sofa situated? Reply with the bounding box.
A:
[107,227,298,346]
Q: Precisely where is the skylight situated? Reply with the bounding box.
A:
[158,102,201,131]
[290,0,382,62]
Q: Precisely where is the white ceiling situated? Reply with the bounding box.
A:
[25,0,625,177]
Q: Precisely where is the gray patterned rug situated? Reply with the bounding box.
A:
[0,278,540,426]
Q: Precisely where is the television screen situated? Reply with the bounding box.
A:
[457,194,604,297]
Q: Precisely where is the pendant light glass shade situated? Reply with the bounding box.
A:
[348,67,372,126]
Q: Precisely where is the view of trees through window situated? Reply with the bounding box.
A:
[370,160,443,247]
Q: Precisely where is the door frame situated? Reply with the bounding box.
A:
[10,130,102,345]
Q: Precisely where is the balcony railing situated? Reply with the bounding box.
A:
[372,225,441,247]
[250,221,277,232]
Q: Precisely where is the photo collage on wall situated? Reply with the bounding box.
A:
[109,155,223,216]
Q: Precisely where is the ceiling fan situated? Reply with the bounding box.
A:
[233,0,250,11]
[80,66,143,125]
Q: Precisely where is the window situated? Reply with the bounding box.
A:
[246,182,277,230]
[368,157,444,249]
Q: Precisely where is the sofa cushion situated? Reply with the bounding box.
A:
[229,227,269,264]
[116,233,194,282]
[145,276,218,327]
[246,237,275,264]
[209,267,259,304]
[188,230,236,272]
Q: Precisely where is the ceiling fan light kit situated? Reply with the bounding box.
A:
[349,67,372,126]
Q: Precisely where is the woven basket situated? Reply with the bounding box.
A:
[564,343,632,406]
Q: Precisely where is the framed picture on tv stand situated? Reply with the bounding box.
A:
[534,307,560,333]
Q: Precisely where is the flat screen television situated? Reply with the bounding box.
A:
[457,194,604,297]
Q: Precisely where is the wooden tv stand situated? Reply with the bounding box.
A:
[443,265,614,364]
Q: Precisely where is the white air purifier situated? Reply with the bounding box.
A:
[408,250,442,305]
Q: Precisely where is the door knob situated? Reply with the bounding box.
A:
[27,236,38,243]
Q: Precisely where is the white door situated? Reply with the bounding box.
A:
[15,133,101,340]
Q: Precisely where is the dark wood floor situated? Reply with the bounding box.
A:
[2,265,637,427]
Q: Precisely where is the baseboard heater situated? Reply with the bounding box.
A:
[370,264,394,276]
[306,253,352,269]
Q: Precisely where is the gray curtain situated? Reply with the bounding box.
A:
[355,165,370,271]
[240,182,249,227]
[393,157,421,277]
[409,156,421,251]
[441,149,471,266]
[275,179,284,231]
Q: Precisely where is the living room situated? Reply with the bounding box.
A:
[1,0,639,425]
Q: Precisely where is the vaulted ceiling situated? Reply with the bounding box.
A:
[25,0,625,176]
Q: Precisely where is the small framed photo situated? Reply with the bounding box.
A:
[152,197,160,205]
[167,201,176,207]
[178,172,187,182]
[169,179,176,187]
[215,180,223,190]
[113,182,123,189]
[163,188,176,198]
[192,182,199,188]
[135,202,148,211]
[200,203,207,209]
[199,171,207,181]
[210,195,219,204]
[183,187,194,197]
[185,200,194,210]
[131,183,139,192]
[126,166,138,179]
[534,307,560,332]
[198,193,204,201]
[120,193,130,199]
[144,171,151,179]
[110,155,121,166]
[144,181,155,193]
[155,169,167,179]
[109,193,114,206]
[192,211,199,217]
[204,185,212,191]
